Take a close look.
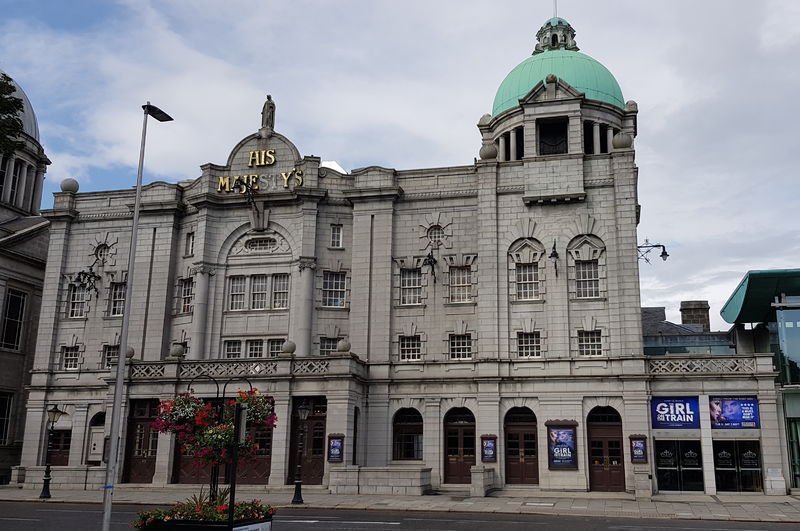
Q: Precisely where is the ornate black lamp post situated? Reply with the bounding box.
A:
[39,405,66,499]
[291,400,311,504]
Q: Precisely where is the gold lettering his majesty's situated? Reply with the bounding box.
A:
[247,149,276,167]
[217,174,259,192]
[281,169,303,188]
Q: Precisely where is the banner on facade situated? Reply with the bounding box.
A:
[547,426,577,469]
[709,396,760,429]
[651,397,700,429]
[327,434,344,462]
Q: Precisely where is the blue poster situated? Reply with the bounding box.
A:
[651,397,700,429]
[709,397,760,429]
[548,427,577,468]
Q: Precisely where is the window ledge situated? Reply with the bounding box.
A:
[317,306,350,311]
[510,299,545,305]
[223,308,289,315]
[327,246,346,251]
[443,301,477,307]
[571,296,607,302]
[394,303,426,309]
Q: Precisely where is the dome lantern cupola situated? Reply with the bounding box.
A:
[534,17,579,55]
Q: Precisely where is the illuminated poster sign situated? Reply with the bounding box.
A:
[709,397,760,429]
[547,426,577,469]
[651,397,700,429]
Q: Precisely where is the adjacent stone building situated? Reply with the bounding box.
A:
[13,18,788,496]
[0,71,49,483]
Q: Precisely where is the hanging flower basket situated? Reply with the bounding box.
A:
[151,389,277,465]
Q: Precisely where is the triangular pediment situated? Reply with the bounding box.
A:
[520,77,584,106]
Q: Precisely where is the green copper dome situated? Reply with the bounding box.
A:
[492,20,625,116]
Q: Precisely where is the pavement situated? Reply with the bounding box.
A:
[1,484,800,523]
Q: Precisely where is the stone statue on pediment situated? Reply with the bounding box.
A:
[261,94,275,130]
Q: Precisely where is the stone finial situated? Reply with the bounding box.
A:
[282,340,296,354]
[60,178,79,193]
[126,346,135,359]
[479,141,498,160]
[167,342,186,359]
[546,73,558,84]
[477,113,492,126]
[612,132,633,149]
[625,100,639,112]
[336,338,351,352]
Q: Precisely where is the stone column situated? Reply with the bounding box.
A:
[593,122,601,155]
[19,403,45,468]
[498,135,506,162]
[152,431,174,485]
[267,395,291,486]
[294,259,316,356]
[188,265,213,359]
[68,404,89,466]
[1,156,14,203]
[607,127,615,153]
[15,163,30,210]
[698,394,717,494]
[424,398,441,487]
[30,165,46,214]
[759,394,788,494]
[365,392,389,467]
[509,129,517,161]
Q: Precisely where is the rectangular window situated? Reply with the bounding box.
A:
[250,274,269,309]
[224,340,242,359]
[515,263,540,300]
[538,118,568,155]
[449,266,472,303]
[0,392,12,444]
[578,330,603,356]
[517,332,541,358]
[449,334,472,360]
[229,276,246,310]
[330,224,343,248]
[268,338,284,358]
[575,260,600,298]
[180,278,195,313]
[1,288,26,350]
[399,335,422,361]
[322,271,346,307]
[272,273,289,309]
[320,337,340,356]
[400,268,422,305]
[185,232,195,256]
[246,339,264,358]
[110,282,126,317]
[62,346,80,370]
[68,284,86,318]
[103,345,119,368]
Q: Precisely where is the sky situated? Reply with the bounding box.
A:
[1,0,798,330]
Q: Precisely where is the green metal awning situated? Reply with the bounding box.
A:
[721,269,800,324]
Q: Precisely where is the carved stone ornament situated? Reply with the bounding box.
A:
[298,257,317,272]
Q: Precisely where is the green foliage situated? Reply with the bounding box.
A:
[132,492,274,529]
[0,74,25,156]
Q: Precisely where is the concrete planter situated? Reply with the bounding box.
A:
[145,516,272,530]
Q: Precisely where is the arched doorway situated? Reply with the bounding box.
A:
[443,407,475,484]
[587,406,625,492]
[504,407,538,484]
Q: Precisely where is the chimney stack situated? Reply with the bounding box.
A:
[680,300,710,332]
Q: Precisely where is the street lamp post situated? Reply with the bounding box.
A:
[291,401,311,504]
[39,405,65,499]
[101,103,173,531]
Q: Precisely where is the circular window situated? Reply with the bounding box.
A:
[246,237,277,252]
[427,225,444,246]
[95,244,110,262]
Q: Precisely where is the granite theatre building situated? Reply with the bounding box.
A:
[14,18,788,496]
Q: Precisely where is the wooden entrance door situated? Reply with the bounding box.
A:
[504,407,538,485]
[587,407,625,492]
[123,399,159,483]
[444,408,476,484]
[287,397,327,485]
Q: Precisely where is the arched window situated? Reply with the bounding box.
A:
[393,408,423,460]
[551,34,558,47]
